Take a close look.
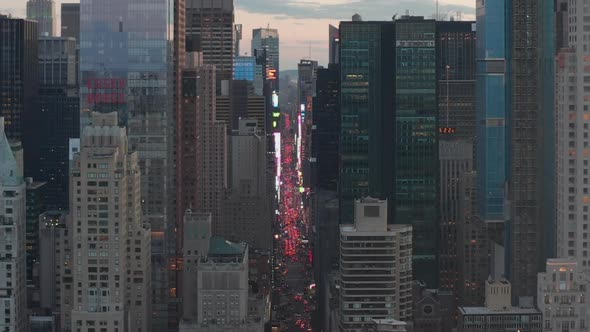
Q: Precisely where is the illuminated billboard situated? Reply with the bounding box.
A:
[272,91,279,107]
[86,78,126,104]
[267,69,277,80]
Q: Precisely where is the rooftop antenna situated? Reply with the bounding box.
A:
[308,41,312,60]
[436,0,439,20]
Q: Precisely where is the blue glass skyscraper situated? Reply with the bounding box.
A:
[476,0,509,222]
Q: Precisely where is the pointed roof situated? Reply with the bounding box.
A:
[0,118,21,186]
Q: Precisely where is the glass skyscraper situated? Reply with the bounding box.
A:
[476,0,509,222]
[234,55,256,81]
[394,17,438,288]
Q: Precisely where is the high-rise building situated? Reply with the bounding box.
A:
[438,141,472,292]
[475,0,509,224]
[26,0,57,37]
[218,119,271,249]
[393,17,439,287]
[60,3,80,41]
[252,28,279,93]
[339,198,413,332]
[510,0,556,298]
[36,36,79,210]
[234,24,242,56]
[298,59,318,191]
[297,59,318,112]
[0,118,27,332]
[186,0,234,85]
[329,25,340,65]
[312,64,340,192]
[178,64,227,238]
[339,20,395,225]
[476,0,555,299]
[0,16,38,161]
[68,112,151,331]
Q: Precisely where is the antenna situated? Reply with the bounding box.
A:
[436,0,439,20]
[308,41,312,60]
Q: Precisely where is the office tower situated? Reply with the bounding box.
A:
[0,118,27,332]
[218,119,271,249]
[252,27,279,93]
[457,279,542,332]
[437,21,476,140]
[0,16,38,154]
[36,37,79,210]
[339,198,412,331]
[26,0,57,37]
[298,59,318,191]
[234,56,256,82]
[38,212,69,322]
[178,65,227,237]
[186,0,234,84]
[393,17,439,288]
[313,64,340,192]
[298,59,318,112]
[438,141,472,292]
[339,19,395,224]
[329,25,340,65]
[475,0,509,224]
[537,260,590,332]
[25,178,46,307]
[508,0,555,299]
[60,3,80,41]
[68,112,151,331]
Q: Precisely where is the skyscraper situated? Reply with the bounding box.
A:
[26,0,57,37]
[60,3,80,41]
[394,17,439,287]
[0,16,38,151]
[36,36,79,210]
[186,0,234,85]
[436,21,476,293]
[339,19,395,225]
[252,28,279,93]
[68,112,151,331]
[0,118,27,332]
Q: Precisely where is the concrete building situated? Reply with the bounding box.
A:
[178,65,227,240]
[219,119,271,249]
[26,0,57,37]
[25,178,46,308]
[537,259,590,332]
[180,210,267,331]
[68,112,151,332]
[339,198,412,332]
[0,118,27,332]
[458,279,542,332]
[185,0,234,85]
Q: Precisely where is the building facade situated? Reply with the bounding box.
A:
[37,36,79,210]
[26,0,57,37]
[68,112,151,332]
[186,0,234,85]
[537,259,590,332]
[234,56,256,82]
[252,28,279,94]
[0,16,38,162]
[458,279,542,332]
[339,198,412,332]
[60,3,80,41]
[0,118,28,332]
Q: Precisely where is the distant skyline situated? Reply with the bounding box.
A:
[3,0,475,69]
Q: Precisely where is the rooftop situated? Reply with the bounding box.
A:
[208,236,247,257]
[459,306,540,316]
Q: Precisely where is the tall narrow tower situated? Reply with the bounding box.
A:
[26,0,57,37]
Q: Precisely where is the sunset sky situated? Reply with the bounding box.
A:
[3,0,475,69]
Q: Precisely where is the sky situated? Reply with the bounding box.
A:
[3,0,475,70]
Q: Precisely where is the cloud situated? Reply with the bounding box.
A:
[236,0,474,20]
